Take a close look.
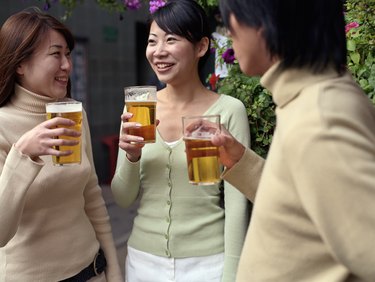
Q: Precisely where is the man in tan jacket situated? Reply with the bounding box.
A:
[213,0,375,281]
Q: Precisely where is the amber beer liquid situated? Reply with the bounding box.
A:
[184,138,220,185]
[124,85,157,143]
[126,100,156,143]
[46,102,82,166]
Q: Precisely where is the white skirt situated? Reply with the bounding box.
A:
[126,246,224,282]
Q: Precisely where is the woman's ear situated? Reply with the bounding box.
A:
[16,64,24,76]
[196,37,210,58]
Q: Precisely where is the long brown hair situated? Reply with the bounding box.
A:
[0,8,75,106]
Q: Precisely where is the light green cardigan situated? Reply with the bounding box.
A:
[112,94,250,281]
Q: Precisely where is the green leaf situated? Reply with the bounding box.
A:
[350,52,361,64]
[347,40,356,51]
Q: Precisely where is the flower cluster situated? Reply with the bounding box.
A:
[124,0,142,10]
[149,0,166,13]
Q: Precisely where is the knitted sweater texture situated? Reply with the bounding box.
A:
[0,85,121,281]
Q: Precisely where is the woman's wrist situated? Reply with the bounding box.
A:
[126,153,140,163]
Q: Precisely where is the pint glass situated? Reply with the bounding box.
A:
[182,115,221,185]
[124,86,157,143]
[46,101,82,166]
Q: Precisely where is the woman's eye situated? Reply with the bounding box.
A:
[148,39,156,45]
[167,37,177,43]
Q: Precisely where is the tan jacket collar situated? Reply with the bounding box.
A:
[260,62,340,108]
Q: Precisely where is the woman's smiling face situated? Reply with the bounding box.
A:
[16,29,72,99]
[146,21,206,85]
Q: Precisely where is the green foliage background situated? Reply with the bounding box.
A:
[345,0,375,103]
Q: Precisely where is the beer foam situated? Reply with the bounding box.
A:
[126,92,156,101]
[124,86,157,102]
[46,102,82,113]
[191,131,213,138]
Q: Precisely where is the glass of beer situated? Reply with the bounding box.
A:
[182,115,221,185]
[124,85,157,143]
[46,100,82,166]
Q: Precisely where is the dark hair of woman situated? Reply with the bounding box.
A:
[219,0,347,74]
[149,0,212,72]
[0,8,75,107]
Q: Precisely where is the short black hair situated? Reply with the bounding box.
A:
[150,0,211,71]
[219,0,347,74]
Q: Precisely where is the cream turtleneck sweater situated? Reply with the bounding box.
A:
[0,85,122,281]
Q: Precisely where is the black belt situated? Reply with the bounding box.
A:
[60,249,107,282]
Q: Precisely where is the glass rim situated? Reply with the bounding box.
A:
[124,85,157,91]
[182,114,220,120]
[46,100,82,106]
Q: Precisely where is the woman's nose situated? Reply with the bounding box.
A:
[154,42,166,56]
[61,55,72,71]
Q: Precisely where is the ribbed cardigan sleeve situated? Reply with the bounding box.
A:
[215,96,251,282]
[111,123,142,208]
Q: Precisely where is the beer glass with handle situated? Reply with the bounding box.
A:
[182,115,221,185]
[124,85,157,143]
[46,100,82,166]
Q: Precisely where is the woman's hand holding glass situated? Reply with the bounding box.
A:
[119,112,146,162]
[14,117,81,161]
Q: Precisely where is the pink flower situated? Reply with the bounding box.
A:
[124,0,142,10]
[345,21,360,33]
[149,0,166,13]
